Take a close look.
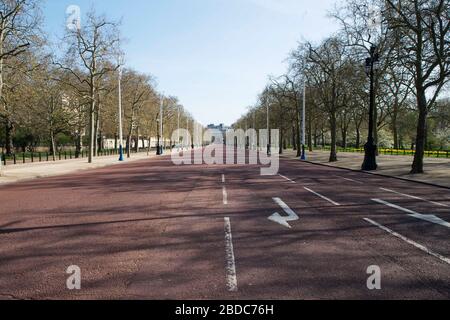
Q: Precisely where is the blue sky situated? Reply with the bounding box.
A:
[43,0,339,125]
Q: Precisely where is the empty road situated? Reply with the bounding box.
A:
[0,150,449,299]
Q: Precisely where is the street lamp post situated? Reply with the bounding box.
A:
[157,94,163,155]
[266,100,271,155]
[362,45,379,171]
[177,106,180,150]
[301,80,307,160]
[118,63,124,162]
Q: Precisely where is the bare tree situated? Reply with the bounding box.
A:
[57,10,120,163]
[385,0,450,173]
[0,0,41,157]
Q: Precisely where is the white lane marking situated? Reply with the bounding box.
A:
[380,187,449,208]
[278,174,296,184]
[224,217,238,292]
[222,186,228,205]
[373,199,450,229]
[337,176,363,184]
[222,174,225,183]
[364,218,450,265]
[304,187,340,206]
[268,198,299,228]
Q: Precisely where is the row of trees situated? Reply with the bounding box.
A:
[0,0,198,163]
[233,0,450,174]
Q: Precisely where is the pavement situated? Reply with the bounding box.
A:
[0,149,449,300]
[283,149,450,189]
[0,152,154,185]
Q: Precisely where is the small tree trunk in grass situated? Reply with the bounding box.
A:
[50,129,56,162]
[329,112,337,162]
[5,119,13,156]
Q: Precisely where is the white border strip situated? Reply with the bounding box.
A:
[364,218,450,265]
[304,187,340,206]
[380,187,449,208]
[224,217,238,292]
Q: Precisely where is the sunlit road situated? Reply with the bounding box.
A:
[0,150,449,299]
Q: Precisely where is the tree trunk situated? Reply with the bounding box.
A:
[292,125,297,151]
[341,127,347,149]
[313,126,318,148]
[279,127,283,155]
[308,112,313,152]
[88,82,95,163]
[329,112,337,162]
[126,134,131,158]
[50,128,56,161]
[356,126,361,149]
[296,106,301,157]
[75,133,81,158]
[5,118,13,155]
[392,100,399,149]
[411,91,427,174]
[135,126,140,153]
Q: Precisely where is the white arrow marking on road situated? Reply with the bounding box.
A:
[268,198,299,229]
[373,199,450,229]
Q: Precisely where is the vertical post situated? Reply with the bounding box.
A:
[157,94,163,155]
[362,46,378,171]
[177,106,180,150]
[118,62,124,161]
[301,80,307,160]
[267,99,270,155]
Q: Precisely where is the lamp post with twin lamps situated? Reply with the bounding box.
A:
[362,45,380,171]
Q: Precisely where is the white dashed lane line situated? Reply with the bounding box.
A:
[304,187,341,206]
[372,198,450,229]
[380,187,449,208]
[364,218,450,265]
[224,217,238,292]
[221,174,228,205]
[278,174,296,184]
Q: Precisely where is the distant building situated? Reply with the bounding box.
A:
[206,124,230,144]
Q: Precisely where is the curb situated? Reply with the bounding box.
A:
[282,156,450,190]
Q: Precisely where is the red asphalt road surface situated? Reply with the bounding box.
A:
[0,149,449,300]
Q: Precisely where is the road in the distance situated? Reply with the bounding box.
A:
[0,150,449,299]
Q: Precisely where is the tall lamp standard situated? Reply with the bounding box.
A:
[300,79,307,160]
[266,99,271,156]
[118,61,124,162]
[177,105,180,150]
[157,94,164,155]
[362,45,380,171]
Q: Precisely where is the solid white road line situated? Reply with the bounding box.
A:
[224,217,238,292]
[222,186,228,205]
[364,218,450,265]
[380,187,449,208]
[278,174,296,184]
[373,199,450,229]
[304,187,340,206]
[222,174,225,183]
